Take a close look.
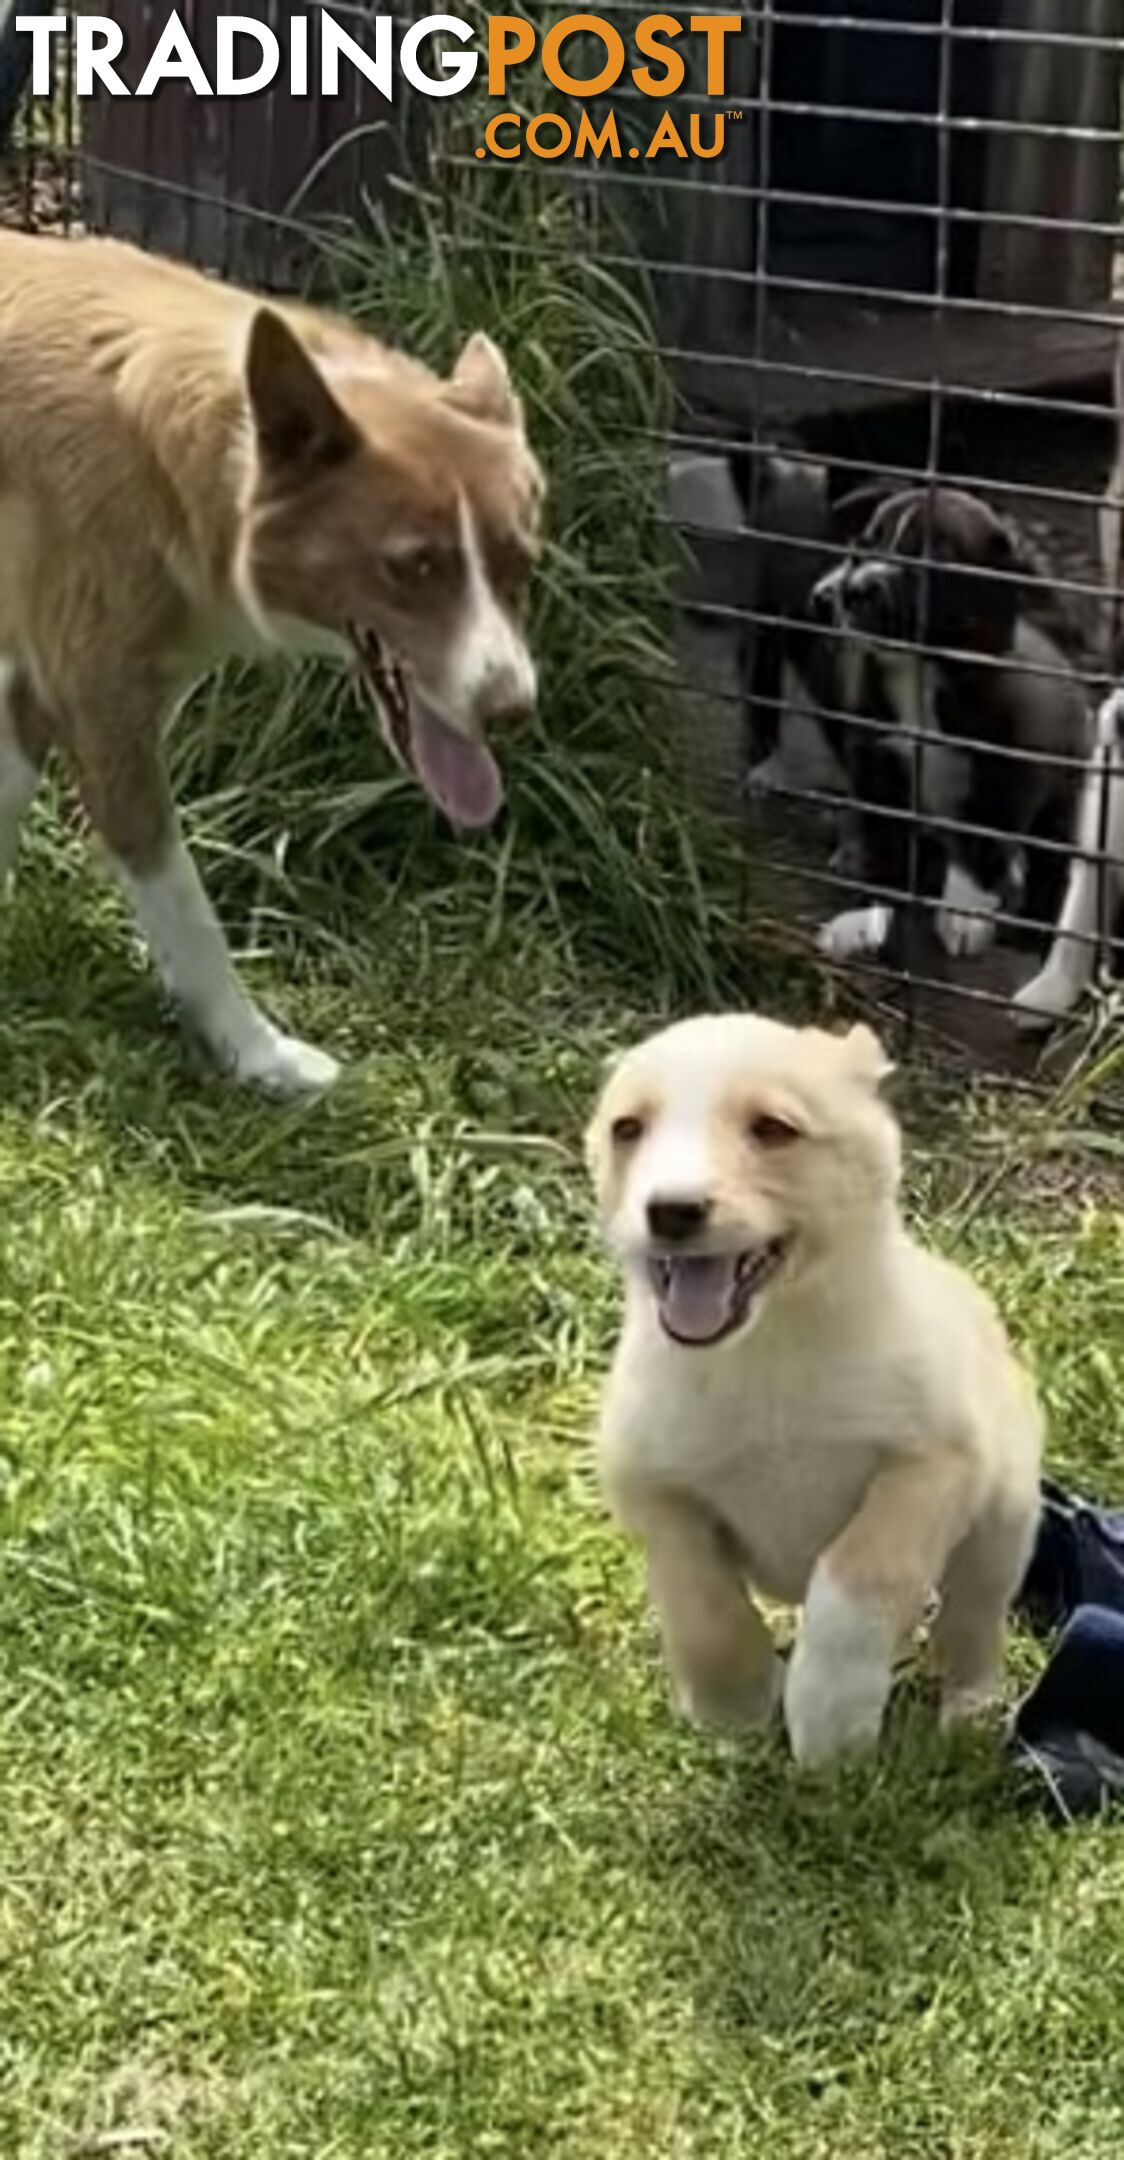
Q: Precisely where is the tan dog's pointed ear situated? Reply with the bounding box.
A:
[839,1023,895,1089]
[447,331,521,427]
[246,309,359,482]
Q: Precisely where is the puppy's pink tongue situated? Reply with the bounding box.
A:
[410,704,504,831]
[660,1256,738,1344]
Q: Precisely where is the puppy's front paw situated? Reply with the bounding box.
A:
[816,904,894,961]
[675,1650,782,1734]
[233,1027,342,1097]
[939,1677,1003,1733]
[936,869,1000,959]
[784,1645,887,1766]
[784,1575,894,1767]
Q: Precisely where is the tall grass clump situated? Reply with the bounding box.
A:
[171,124,751,1003]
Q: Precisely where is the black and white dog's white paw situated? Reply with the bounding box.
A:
[817,904,895,961]
[746,752,788,797]
[1012,962,1084,1029]
[935,865,1001,960]
[828,818,866,883]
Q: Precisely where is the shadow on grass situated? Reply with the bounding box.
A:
[0,850,622,1242]
[637,1680,1048,2059]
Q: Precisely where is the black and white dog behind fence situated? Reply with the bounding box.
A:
[730,469,1091,966]
[670,447,1100,996]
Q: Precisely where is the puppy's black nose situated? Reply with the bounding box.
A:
[808,584,836,626]
[647,1196,712,1243]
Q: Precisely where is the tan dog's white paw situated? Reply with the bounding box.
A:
[232,1027,342,1097]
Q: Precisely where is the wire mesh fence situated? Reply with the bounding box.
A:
[650,0,1124,1077]
[1,2,1122,1078]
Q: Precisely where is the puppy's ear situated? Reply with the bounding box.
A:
[446,331,521,427]
[985,514,1018,572]
[831,479,898,544]
[838,1023,895,1091]
[805,1022,895,1091]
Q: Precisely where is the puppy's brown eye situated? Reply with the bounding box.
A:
[387,543,443,586]
[611,1115,645,1147]
[750,1113,801,1148]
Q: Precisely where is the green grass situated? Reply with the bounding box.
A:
[1,798,1122,2160]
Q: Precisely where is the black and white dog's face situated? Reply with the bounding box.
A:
[809,487,1021,661]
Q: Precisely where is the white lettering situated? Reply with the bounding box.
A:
[215,15,279,96]
[15,14,66,98]
[319,10,393,98]
[136,8,213,97]
[289,11,309,95]
[401,15,478,98]
[75,16,128,96]
[18,13,487,104]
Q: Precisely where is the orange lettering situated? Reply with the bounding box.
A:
[633,14,684,97]
[575,109,621,157]
[689,13,741,95]
[690,112,726,158]
[646,109,688,157]
[484,111,523,157]
[487,16,536,96]
[542,14,625,98]
[527,111,574,158]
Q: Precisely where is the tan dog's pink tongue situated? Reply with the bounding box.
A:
[410,705,504,831]
[661,1256,738,1343]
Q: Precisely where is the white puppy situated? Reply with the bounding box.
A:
[586,1014,1042,1767]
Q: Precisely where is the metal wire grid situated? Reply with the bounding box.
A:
[562,0,1124,1061]
[1,3,1121,1066]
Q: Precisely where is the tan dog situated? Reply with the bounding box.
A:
[586,1014,1042,1767]
[0,232,543,1092]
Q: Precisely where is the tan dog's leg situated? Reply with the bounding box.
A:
[640,1496,780,1731]
[932,1495,1038,1726]
[0,666,46,882]
[72,693,339,1095]
[785,1452,978,1766]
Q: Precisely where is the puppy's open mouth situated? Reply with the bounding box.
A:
[349,624,504,832]
[647,1242,789,1348]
